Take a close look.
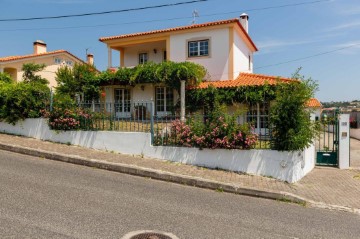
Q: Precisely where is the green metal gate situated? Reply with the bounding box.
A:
[316,110,339,166]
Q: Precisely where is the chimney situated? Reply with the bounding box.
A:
[33,40,47,54]
[239,13,249,33]
[87,53,94,65]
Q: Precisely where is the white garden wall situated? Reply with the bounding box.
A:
[0,118,315,183]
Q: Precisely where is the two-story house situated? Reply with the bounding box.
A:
[99,14,322,130]
[0,40,92,87]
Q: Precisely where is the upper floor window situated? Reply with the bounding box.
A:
[54,58,62,64]
[66,60,73,66]
[139,53,148,64]
[188,39,209,58]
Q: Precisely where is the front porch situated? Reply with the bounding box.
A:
[106,38,169,69]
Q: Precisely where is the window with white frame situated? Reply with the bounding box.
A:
[246,102,269,129]
[55,58,62,64]
[155,87,173,115]
[139,53,148,64]
[188,39,209,57]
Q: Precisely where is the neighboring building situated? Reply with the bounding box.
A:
[0,41,92,87]
[306,98,322,120]
[98,14,322,132]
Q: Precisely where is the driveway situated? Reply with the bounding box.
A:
[350,137,360,168]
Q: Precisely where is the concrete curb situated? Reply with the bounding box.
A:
[0,142,359,214]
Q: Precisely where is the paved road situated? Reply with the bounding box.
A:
[0,150,359,239]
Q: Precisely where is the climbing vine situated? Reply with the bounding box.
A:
[186,84,277,113]
[97,61,207,93]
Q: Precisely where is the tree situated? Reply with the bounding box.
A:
[270,70,319,151]
[0,72,13,83]
[55,63,98,100]
[22,63,49,85]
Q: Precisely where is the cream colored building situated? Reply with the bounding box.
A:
[0,41,91,87]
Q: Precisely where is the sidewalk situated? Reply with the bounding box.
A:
[0,133,359,213]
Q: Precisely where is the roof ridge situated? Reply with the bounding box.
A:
[0,50,86,64]
[239,72,295,81]
[99,18,239,41]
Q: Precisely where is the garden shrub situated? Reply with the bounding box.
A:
[0,82,50,124]
[155,110,258,150]
[44,94,94,131]
[270,71,319,151]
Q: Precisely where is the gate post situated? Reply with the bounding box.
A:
[338,114,350,169]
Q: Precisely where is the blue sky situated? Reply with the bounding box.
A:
[0,0,358,102]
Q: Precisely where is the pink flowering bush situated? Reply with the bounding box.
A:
[45,107,93,131]
[155,113,258,150]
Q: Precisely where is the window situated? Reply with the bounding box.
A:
[139,53,148,64]
[246,102,269,129]
[155,87,173,115]
[66,60,73,66]
[55,58,62,64]
[188,39,209,57]
[114,88,131,118]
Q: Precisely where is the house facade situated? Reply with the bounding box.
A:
[99,15,259,116]
[99,15,322,133]
[0,40,90,87]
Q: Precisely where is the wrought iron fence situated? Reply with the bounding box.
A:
[71,101,272,149]
[77,101,156,132]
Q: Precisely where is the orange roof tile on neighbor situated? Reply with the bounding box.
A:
[0,50,85,64]
[306,98,322,108]
[99,18,258,51]
[195,72,297,89]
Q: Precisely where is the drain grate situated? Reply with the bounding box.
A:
[129,232,172,239]
[122,230,179,239]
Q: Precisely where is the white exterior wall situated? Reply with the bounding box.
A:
[0,118,315,183]
[233,28,253,78]
[170,28,230,81]
[124,41,166,67]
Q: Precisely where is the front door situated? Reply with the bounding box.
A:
[114,88,131,118]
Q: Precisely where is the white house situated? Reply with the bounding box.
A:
[99,15,321,131]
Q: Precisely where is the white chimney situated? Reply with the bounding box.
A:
[33,40,47,54]
[239,13,249,33]
[87,53,94,65]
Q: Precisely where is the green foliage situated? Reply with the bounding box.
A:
[55,63,98,100]
[186,84,277,113]
[154,107,257,150]
[98,61,207,92]
[270,71,319,151]
[0,82,50,124]
[0,72,13,83]
[22,63,49,85]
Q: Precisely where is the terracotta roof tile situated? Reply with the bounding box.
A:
[195,72,297,89]
[0,50,86,64]
[306,98,322,108]
[99,18,257,51]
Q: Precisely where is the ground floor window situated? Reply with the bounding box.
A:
[114,88,131,117]
[155,87,173,116]
[246,102,269,129]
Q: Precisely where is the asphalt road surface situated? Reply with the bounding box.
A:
[0,150,359,239]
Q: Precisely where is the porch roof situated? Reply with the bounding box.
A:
[195,72,298,89]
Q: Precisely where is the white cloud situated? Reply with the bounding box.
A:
[327,21,360,31]
[332,41,360,54]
